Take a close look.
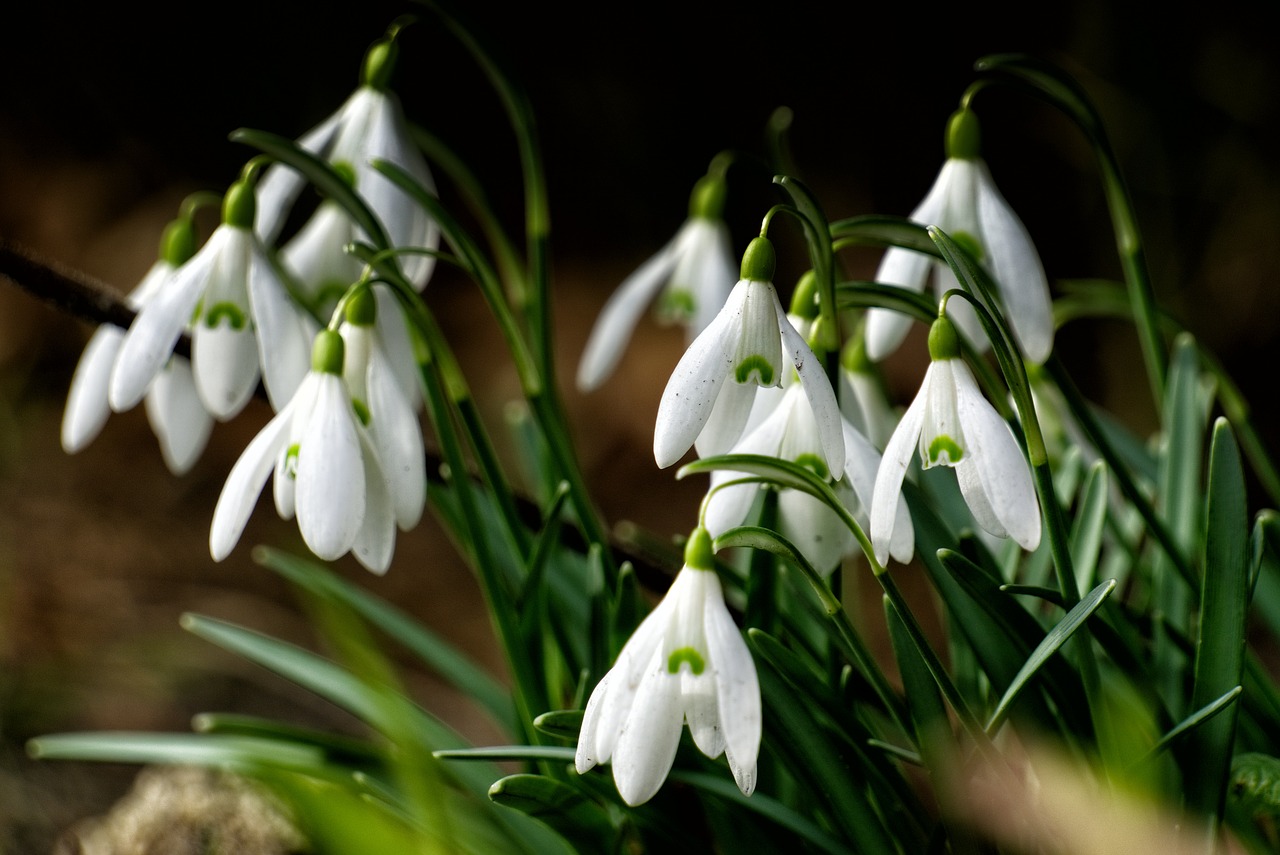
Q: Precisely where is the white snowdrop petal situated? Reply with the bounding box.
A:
[146,358,213,476]
[683,669,725,760]
[248,242,312,412]
[374,288,422,411]
[110,239,218,413]
[209,402,296,561]
[62,327,123,453]
[975,162,1054,364]
[653,282,743,467]
[255,106,345,243]
[611,646,684,807]
[956,458,1009,538]
[871,368,931,565]
[703,475,760,538]
[919,359,965,468]
[279,202,360,307]
[575,671,610,773]
[296,376,366,559]
[704,580,760,795]
[778,302,845,476]
[366,341,426,529]
[841,421,915,565]
[779,488,853,573]
[865,246,934,361]
[695,379,757,459]
[576,236,679,392]
[733,280,784,386]
[681,220,736,338]
[953,363,1042,549]
[352,433,397,574]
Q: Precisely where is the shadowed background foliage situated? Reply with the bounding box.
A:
[1,0,1278,849]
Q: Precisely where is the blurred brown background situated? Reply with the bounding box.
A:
[2,0,1279,849]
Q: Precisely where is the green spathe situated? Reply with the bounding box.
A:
[344,285,378,327]
[311,330,345,375]
[684,526,715,571]
[946,107,982,160]
[689,173,727,220]
[160,217,197,267]
[928,315,961,360]
[361,38,398,91]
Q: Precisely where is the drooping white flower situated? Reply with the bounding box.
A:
[577,174,736,392]
[109,180,314,421]
[209,330,397,573]
[704,383,914,573]
[256,37,438,289]
[576,528,760,806]
[838,336,899,452]
[654,236,844,476]
[337,285,425,532]
[62,219,214,475]
[865,108,1053,365]
[870,315,1040,565]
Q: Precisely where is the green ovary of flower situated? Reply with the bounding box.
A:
[927,435,964,466]
[667,647,706,675]
[735,355,775,385]
[203,302,247,330]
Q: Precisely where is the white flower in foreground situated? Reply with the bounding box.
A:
[654,236,844,475]
[870,316,1040,565]
[865,108,1053,365]
[705,383,914,573]
[576,528,760,806]
[109,180,313,421]
[256,37,438,288]
[210,330,396,573]
[577,174,736,392]
[62,219,213,475]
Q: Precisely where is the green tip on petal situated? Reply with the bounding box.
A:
[946,108,982,160]
[312,330,345,375]
[656,288,696,324]
[159,217,197,267]
[688,173,727,220]
[740,236,775,281]
[330,161,357,188]
[351,397,371,426]
[344,285,377,327]
[361,38,398,90]
[667,646,706,675]
[928,315,961,361]
[926,435,964,466]
[789,269,819,320]
[735,355,775,386]
[204,302,247,330]
[684,527,715,571]
[222,180,256,230]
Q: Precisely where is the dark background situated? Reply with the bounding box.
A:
[2,0,1279,848]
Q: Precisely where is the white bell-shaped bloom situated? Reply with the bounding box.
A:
[654,237,843,475]
[62,217,218,477]
[705,383,914,572]
[109,181,313,421]
[337,287,425,532]
[256,39,438,289]
[865,108,1052,365]
[870,316,1040,565]
[838,337,899,452]
[576,528,760,806]
[209,330,397,574]
[577,174,736,392]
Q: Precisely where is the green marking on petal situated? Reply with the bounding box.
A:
[927,435,965,466]
[667,647,706,675]
[656,288,696,324]
[284,444,301,478]
[735,355,775,385]
[204,302,247,330]
[351,398,371,426]
[794,452,830,481]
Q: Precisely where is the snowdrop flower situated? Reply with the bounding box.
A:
[704,383,914,573]
[865,108,1053,365]
[576,528,760,806]
[577,173,736,392]
[654,236,844,475]
[870,315,1040,565]
[839,336,899,452]
[109,178,313,420]
[62,217,214,475]
[337,285,425,532]
[209,329,397,573]
[256,35,438,288]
